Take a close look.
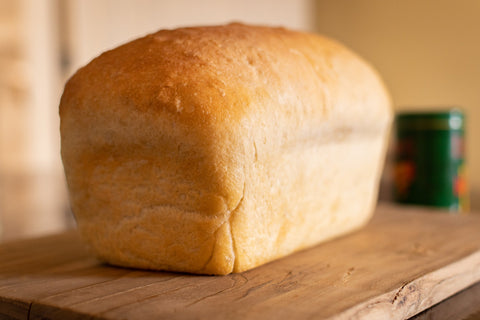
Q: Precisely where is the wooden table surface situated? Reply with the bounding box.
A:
[1,204,480,320]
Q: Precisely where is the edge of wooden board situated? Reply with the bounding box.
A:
[331,249,480,319]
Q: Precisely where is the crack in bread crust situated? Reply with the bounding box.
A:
[229,183,245,273]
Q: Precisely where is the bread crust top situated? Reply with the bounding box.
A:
[60,23,390,131]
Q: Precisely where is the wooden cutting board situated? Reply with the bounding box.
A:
[1,203,480,320]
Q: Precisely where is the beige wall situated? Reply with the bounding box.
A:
[0,0,68,240]
[0,0,61,174]
[315,0,480,208]
[65,0,314,77]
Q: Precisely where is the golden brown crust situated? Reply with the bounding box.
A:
[60,23,392,275]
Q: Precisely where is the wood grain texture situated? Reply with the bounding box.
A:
[1,203,480,319]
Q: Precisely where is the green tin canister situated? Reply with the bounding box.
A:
[394,109,469,212]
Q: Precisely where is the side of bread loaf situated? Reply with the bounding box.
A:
[60,23,391,275]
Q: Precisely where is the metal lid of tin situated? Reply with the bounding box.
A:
[396,109,464,131]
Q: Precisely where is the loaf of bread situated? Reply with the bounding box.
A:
[60,23,392,275]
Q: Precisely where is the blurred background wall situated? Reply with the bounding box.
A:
[314,0,480,208]
[0,0,478,241]
[0,0,66,241]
